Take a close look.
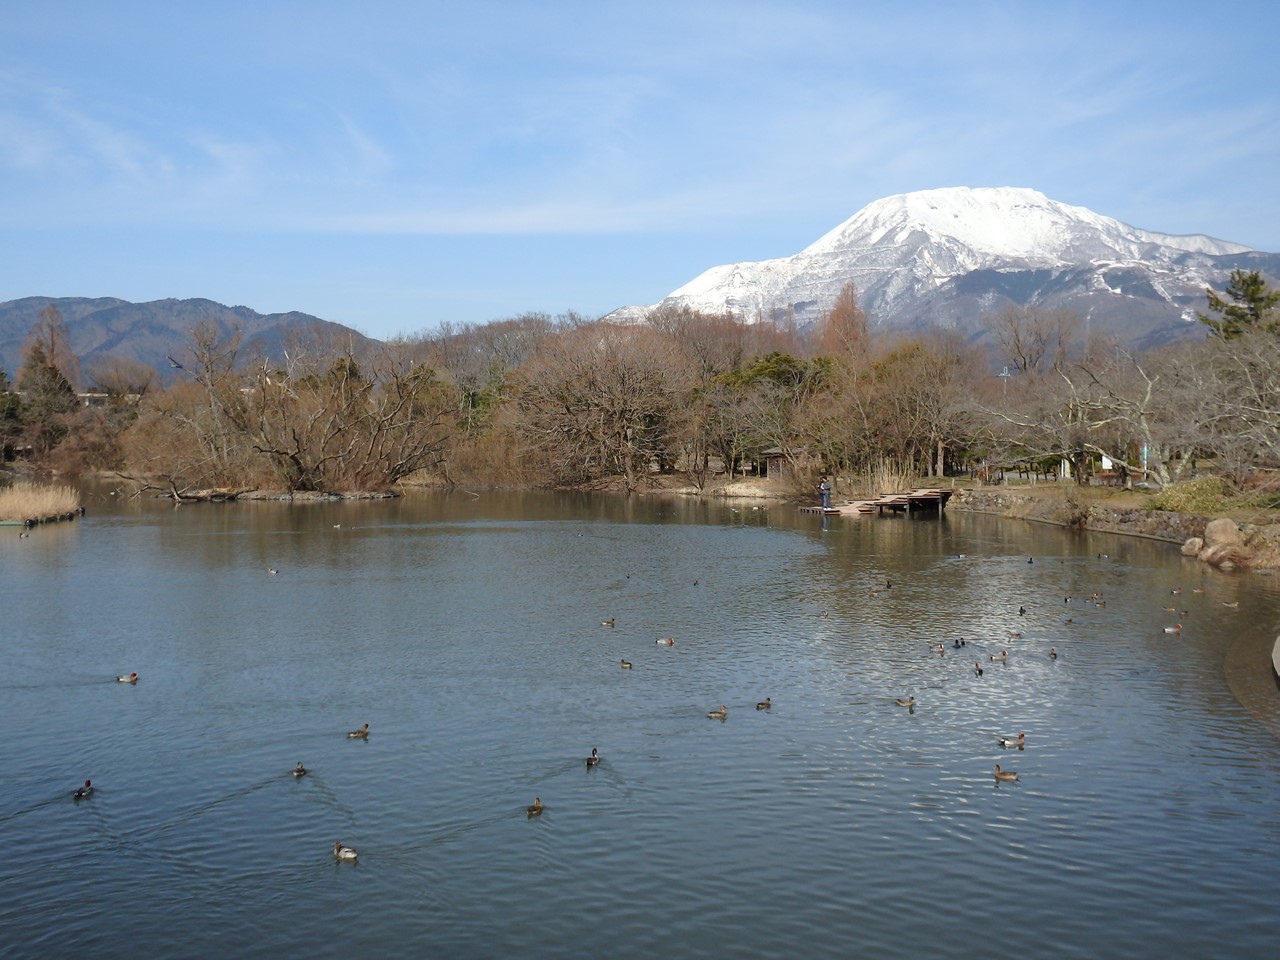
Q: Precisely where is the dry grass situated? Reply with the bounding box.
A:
[0,481,81,521]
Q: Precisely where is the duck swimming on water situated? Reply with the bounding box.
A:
[292,762,307,778]
[116,672,138,684]
[993,764,1019,782]
[585,748,601,767]
[707,704,727,720]
[333,841,358,860]
[347,723,369,739]
[73,779,94,800]
[526,797,543,817]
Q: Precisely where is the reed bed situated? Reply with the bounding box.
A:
[0,481,81,521]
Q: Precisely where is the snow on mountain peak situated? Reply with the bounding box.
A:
[802,186,1248,265]
[637,186,1262,346]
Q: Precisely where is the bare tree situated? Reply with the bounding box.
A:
[512,323,685,490]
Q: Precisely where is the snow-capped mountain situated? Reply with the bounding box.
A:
[612,187,1279,351]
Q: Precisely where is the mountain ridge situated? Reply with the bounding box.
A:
[0,296,376,386]
[615,187,1279,350]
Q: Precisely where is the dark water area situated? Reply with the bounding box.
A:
[2,487,1279,959]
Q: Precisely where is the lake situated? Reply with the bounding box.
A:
[2,487,1279,959]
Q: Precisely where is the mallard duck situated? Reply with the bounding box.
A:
[601,618,616,628]
[73,779,94,800]
[993,764,1019,782]
[292,762,307,778]
[585,748,601,767]
[333,841,358,860]
[1163,623,1182,634]
[656,637,674,646]
[526,797,543,817]
[619,659,632,669]
[347,723,369,739]
[756,697,771,710]
[116,672,138,684]
[997,733,1025,749]
[895,697,915,708]
[707,704,727,720]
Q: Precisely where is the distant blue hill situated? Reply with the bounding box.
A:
[0,296,378,385]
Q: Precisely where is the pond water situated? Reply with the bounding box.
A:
[2,487,1279,959]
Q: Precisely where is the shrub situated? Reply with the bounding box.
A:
[1146,476,1229,514]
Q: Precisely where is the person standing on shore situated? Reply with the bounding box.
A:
[818,476,831,510]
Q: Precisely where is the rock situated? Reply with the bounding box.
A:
[1204,517,1244,548]
[1198,542,1250,569]
[1181,537,1204,556]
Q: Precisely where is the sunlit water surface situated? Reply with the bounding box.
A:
[2,488,1279,959]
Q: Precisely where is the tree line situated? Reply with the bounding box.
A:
[2,271,1277,497]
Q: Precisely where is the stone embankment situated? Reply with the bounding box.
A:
[951,488,1280,572]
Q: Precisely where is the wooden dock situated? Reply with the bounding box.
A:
[800,488,953,517]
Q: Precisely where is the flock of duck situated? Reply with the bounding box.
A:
[886,555,1216,785]
[77,556,1215,856]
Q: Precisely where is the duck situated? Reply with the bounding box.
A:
[895,697,915,708]
[619,659,632,669]
[73,779,94,800]
[1221,601,1240,608]
[707,704,727,720]
[267,567,278,575]
[347,723,370,739]
[526,797,543,817]
[1163,624,1182,634]
[116,672,138,684]
[1018,606,1026,616]
[989,650,1008,663]
[1048,647,1058,660]
[585,748,601,767]
[993,764,1019,782]
[820,610,829,619]
[997,733,1026,749]
[601,618,616,628]
[974,662,983,677]
[292,762,307,778]
[333,841,358,860]
[656,636,674,646]
[1006,630,1023,638]
[756,697,772,710]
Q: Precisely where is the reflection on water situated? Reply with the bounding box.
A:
[2,487,1280,959]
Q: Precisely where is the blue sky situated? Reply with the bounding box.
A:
[2,1,1277,341]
